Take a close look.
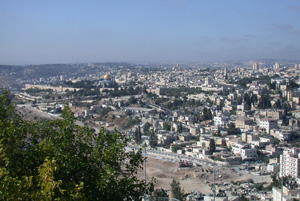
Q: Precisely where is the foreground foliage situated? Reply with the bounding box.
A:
[0,89,151,200]
[170,179,184,201]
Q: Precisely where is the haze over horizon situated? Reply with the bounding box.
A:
[1,0,300,65]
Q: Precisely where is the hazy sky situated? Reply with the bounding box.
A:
[1,0,300,64]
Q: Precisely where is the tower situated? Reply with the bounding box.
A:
[253,63,258,71]
[274,62,280,70]
[224,68,228,80]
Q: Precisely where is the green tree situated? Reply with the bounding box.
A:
[144,122,151,132]
[163,122,171,131]
[135,126,142,144]
[287,80,300,90]
[209,139,216,153]
[0,89,152,200]
[251,93,258,104]
[171,144,183,153]
[273,99,282,109]
[227,123,241,135]
[258,93,271,109]
[122,116,141,129]
[128,96,137,104]
[152,188,169,200]
[244,93,251,107]
[149,130,158,148]
[237,96,242,104]
[139,100,145,107]
[170,179,184,201]
[268,82,276,90]
[177,122,183,133]
[201,107,212,121]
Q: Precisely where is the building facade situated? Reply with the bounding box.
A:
[259,118,277,134]
[280,148,300,182]
[214,114,230,127]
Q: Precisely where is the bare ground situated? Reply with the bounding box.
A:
[137,157,268,194]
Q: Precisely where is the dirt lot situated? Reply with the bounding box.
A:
[137,157,268,194]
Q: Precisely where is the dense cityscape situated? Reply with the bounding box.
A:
[1,59,300,200]
[2,0,300,200]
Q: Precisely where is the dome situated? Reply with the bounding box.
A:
[104,74,112,80]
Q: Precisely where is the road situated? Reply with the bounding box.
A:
[127,145,217,166]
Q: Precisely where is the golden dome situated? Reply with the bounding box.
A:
[104,74,112,80]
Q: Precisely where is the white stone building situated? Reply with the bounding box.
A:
[259,117,277,134]
[280,148,300,182]
[213,114,230,127]
[232,144,258,161]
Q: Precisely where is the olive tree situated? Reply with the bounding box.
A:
[0,89,152,200]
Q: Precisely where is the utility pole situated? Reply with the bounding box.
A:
[214,165,216,201]
[144,144,148,200]
[210,165,216,201]
[144,145,147,185]
[281,174,283,201]
[140,143,148,200]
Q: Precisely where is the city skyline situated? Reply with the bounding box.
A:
[1,0,300,65]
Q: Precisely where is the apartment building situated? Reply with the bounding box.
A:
[232,144,258,161]
[280,148,300,182]
[214,114,230,127]
[259,117,277,134]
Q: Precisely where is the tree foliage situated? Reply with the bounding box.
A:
[143,122,151,132]
[258,93,271,109]
[122,116,141,129]
[170,179,184,201]
[243,92,258,110]
[152,188,169,200]
[209,139,216,153]
[171,144,183,153]
[134,126,142,144]
[227,123,241,135]
[273,99,282,109]
[201,107,212,121]
[108,86,144,98]
[287,80,300,90]
[0,89,151,200]
[163,122,171,131]
[128,96,138,104]
[149,130,158,148]
[164,98,202,110]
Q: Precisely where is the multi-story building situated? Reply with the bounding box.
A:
[271,130,292,141]
[283,91,300,101]
[259,117,277,134]
[273,186,300,201]
[232,144,258,161]
[204,76,213,86]
[235,116,254,129]
[241,147,258,161]
[263,109,284,120]
[280,148,300,182]
[253,62,258,71]
[213,114,230,127]
[274,62,280,70]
